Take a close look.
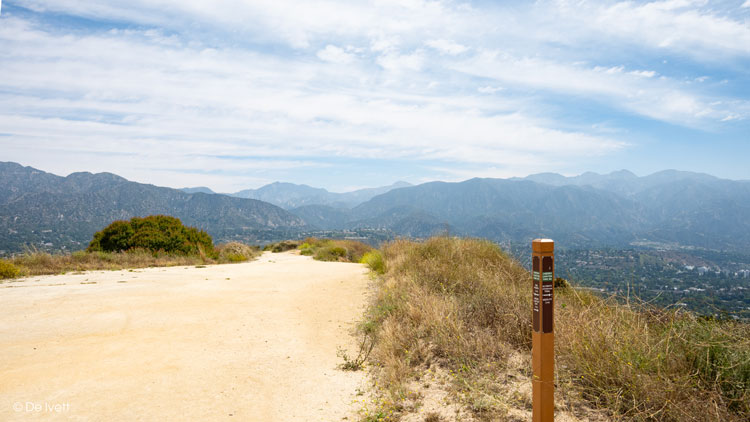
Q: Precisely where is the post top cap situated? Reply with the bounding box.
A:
[532,238,554,253]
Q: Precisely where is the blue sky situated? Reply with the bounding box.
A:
[1,0,749,192]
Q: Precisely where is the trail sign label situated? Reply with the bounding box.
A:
[532,256,540,332]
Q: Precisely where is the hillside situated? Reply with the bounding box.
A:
[233,181,411,209]
[349,178,643,247]
[359,237,750,421]
[0,162,306,254]
[334,171,750,251]
[5,162,750,256]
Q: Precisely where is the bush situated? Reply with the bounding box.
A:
[314,245,348,261]
[87,215,214,257]
[0,259,21,279]
[264,240,301,253]
[300,237,374,263]
[360,250,385,274]
[216,242,260,262]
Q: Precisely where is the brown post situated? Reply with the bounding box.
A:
[532,238,554,422]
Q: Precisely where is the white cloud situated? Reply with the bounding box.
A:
[550,0,750,58]
[0,15,628,191]
[478,86,504,94]
[316,45,354,64]
[2,1,749,189]
[425,39,468,55]
[742,1,750,8]
[630,70,657,78]
[453,50,741,125]
[18,0,470,50]
[376,50,425,72]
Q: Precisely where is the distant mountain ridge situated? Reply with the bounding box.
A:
[180,186,216,194]
[514,169,721,196]
[0,162,305,254]
[231,181,412,209]
[4,162,750,254]
[288,170,750,251]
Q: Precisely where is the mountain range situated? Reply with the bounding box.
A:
[343,173,750,250]
[0,162,305,254]
[2,161,750,254]
[181,181,413,209]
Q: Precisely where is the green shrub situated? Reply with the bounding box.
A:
[87,215,214,257]
[216,242,259,263]
[314,245,348,261]
[264,240,301,253]
[0,259,21,279]
[360,250,385,274]
[300,237,373,263]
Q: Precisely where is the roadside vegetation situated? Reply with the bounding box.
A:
[263,240,302,253]
[358,237,750,421]
[0,216,260,279]
[269,237,374,263]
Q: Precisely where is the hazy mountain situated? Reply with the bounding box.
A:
[4,161,749,254]
[350,178,643,247]
[289,205,353,230]
[633,178,750,250]
[340,171,750,250]
[518,169,719,196]
[234,182,331,208]
[0,162,305,254]
[180,186,216,194]
[232,181,412,209]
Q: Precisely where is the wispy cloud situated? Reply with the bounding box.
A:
[426,39,468,55]
[1,1,749,190]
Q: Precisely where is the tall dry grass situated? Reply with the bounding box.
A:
[362,237,749,421]
[298,237,373,263]
[1,242,260,278]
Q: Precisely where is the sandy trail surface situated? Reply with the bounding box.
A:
[0,252,370,421]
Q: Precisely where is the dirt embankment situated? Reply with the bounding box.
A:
[0,251,369,421]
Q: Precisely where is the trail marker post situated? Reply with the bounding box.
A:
[532,238,554,422]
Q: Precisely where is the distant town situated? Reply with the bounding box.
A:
[553,248,750,319]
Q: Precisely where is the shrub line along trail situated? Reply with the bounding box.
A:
[0,252,369,421]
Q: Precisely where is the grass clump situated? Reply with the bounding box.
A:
[297,237,373,263]
[338,332,376,371]
[315,245,347,261]
[263,240,301,253]
[0,259,21,279]
[360,250,386,274]
[216,242,261,262]
[362,236,750,421]
[8,248,205,276]
[6,241,260,277]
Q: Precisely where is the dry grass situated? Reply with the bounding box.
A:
[216,242,261,262]
[298,237,373,263]
[361,237,750,422]
[263,240,302,253]
[1,242,261,279]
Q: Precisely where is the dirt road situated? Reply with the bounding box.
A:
[0,252,370,421]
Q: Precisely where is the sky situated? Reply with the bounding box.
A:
[1,0,749,193]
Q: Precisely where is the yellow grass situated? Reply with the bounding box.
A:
[361,237,750,421]
[1,242,260,278]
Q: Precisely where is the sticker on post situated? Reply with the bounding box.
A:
[532,256,540,332]
[542,256,553,333]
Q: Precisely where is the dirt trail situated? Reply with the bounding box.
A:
[0,252,370,421]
